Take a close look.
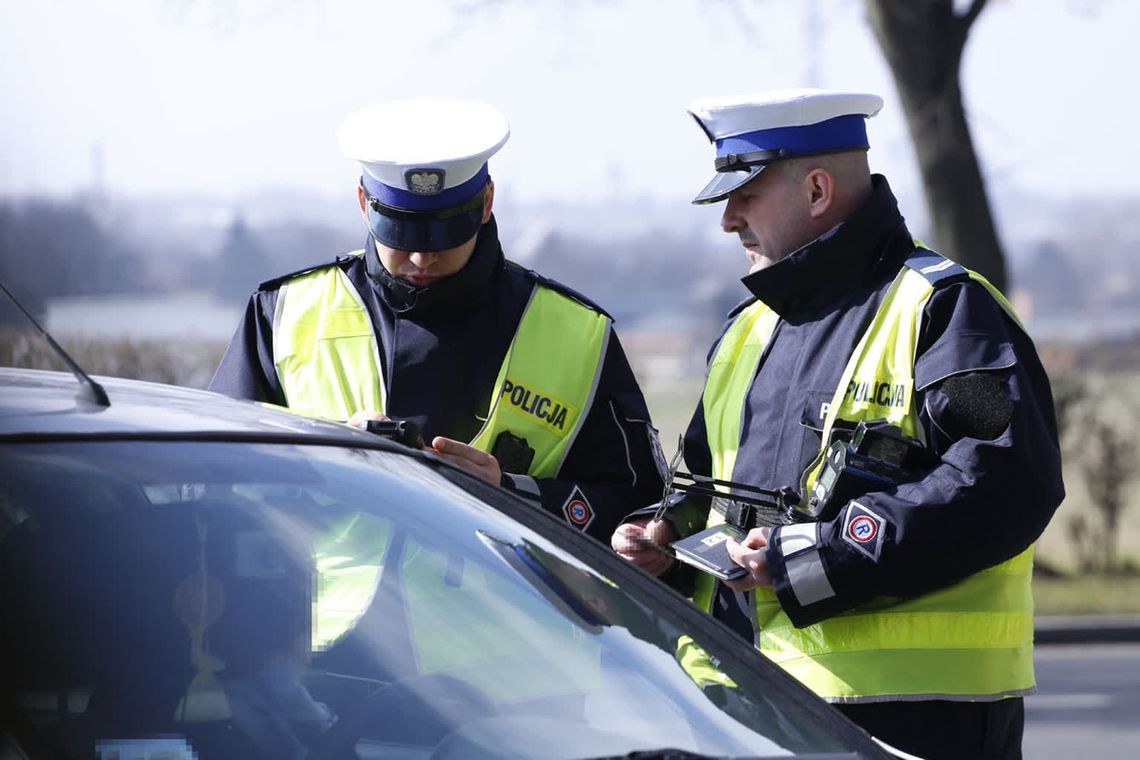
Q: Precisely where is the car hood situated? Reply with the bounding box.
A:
[0,367,364,440]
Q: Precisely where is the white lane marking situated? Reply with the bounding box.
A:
[1025,693,1113,710]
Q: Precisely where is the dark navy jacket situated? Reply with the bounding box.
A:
[675,176,1064,634]
[210,216,666,542]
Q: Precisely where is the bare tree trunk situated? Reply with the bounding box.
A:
[865,0,1008,292]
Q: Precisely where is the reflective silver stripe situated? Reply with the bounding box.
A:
[777,523,817,556]
[827,685,1036,704]
[272,282,291,406]
[920,258,957,275]
[778,523,835,607]
[333,269,387,413]
[272,282,289,336]
[468,285,538,445]
[507,474,542,501]
[549,319,611,477]
[784,551,835,607]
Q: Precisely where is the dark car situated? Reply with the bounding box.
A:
[0,367,902,759]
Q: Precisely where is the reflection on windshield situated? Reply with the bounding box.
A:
[0,441,857,759]
[479,532,608,631]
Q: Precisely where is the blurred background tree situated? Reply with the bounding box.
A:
[866,0,1008,291]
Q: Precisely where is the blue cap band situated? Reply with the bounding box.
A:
[715,114,869,159]
[361,164,490,212]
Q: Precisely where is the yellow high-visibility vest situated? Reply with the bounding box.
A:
[272,257,611,478]
[696,249,1035,702]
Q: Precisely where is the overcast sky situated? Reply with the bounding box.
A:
[2,0,1136,209]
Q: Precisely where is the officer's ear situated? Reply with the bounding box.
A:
[357,184,368,216]
[482,180,495,224]
[805,168,835,220]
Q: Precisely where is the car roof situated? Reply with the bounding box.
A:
[0,366,369,442]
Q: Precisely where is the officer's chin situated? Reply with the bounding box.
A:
[747,255,771,274]
[746,248,788,274]
[402,274,440,287]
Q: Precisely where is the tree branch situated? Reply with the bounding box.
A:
[959,0,989,33]
[946,0,988,66]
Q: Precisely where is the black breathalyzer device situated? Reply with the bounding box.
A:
[365,419,425,448]
[796,420,930,522]
[491,431,535,473]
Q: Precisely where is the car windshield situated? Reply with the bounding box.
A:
[0,440,870,760]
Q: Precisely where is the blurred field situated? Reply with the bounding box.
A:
[0,328,226,390]
[1034,367,1140,576]
[1033,574,1140,615]
[1036,454,1140,575]
[641,376,706,455]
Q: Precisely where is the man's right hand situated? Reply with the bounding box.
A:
[612,517,677,577]
[347,410,389,429]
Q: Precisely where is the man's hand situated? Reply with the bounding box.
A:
[612,517,676,577]
[724,527,772,591]
[430,437,502,486]
[347,410,389,429]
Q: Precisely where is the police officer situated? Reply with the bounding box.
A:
[210,98,666,542]
[613,89,1064,759]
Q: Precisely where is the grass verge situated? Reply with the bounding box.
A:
[1033,573,1140,615]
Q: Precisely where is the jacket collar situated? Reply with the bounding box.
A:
[366,215,505,315]
[740,174,913,317]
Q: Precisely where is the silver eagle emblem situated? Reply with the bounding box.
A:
[405,169,445,195]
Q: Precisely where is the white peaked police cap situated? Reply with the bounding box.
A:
[687,88,883,204]
[338,98,510,212]
[337,98,510,252]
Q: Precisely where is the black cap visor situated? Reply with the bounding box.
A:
[691,164,768,205]
[364,190,486,252]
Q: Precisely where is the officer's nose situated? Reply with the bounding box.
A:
[408,251,436,268]
[721,195,744,233]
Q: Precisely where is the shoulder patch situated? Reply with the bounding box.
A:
[560,486,595,531]
[504,261,613,320]
[841,502,887,562]
[904,247,969,287]
[257,250,365,292]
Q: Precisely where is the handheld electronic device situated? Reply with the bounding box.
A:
[491,431,535,474]
[365,419,425,448]
[797,420,930,522]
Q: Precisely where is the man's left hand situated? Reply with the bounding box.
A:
[430,437,502,486]
[612,518,677,577]
[724,527,772,591]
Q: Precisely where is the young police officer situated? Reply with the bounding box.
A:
[211,98,665,542]
[613,89,1063,759]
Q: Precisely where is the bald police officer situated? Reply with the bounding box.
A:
[211,98,665,541]
[613,89,1063,760]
